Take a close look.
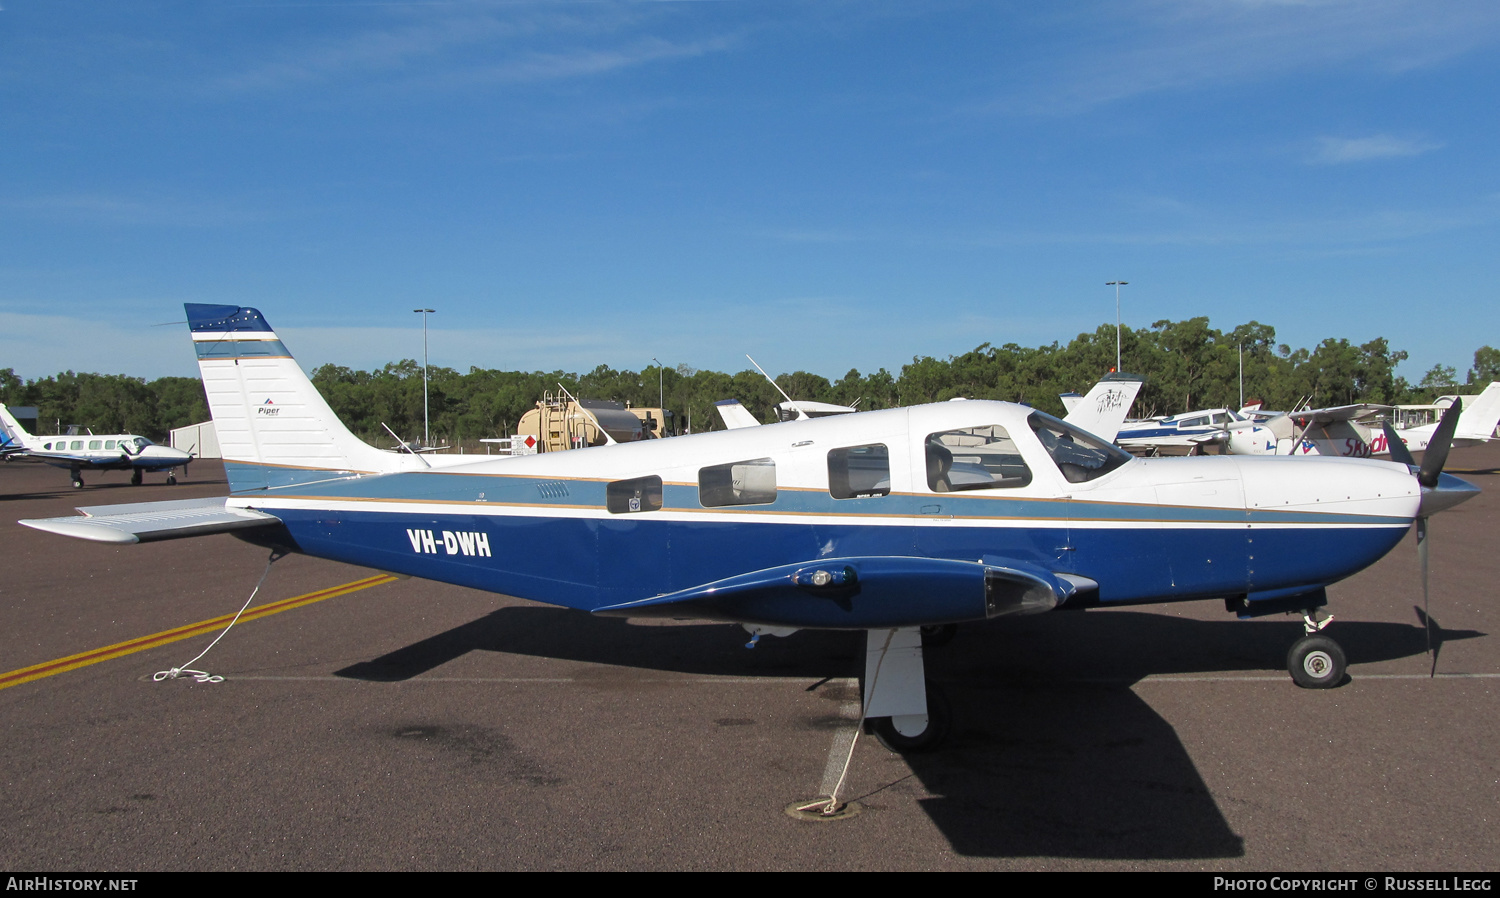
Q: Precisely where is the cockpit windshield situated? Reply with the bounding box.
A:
[1027,411,1133,484]
[121,437,151,455]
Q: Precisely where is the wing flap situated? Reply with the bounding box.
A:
[19,497,281,544]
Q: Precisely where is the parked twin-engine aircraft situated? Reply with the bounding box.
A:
[19,305,1480,751]
[0,405,193,488]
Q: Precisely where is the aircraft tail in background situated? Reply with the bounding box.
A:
[1455,381,1500,440]
[1060,373,1144,442]
[0,404,37,451]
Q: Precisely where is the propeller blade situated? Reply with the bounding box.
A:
[1383,419,1415,466]
[1417,400,1464,488]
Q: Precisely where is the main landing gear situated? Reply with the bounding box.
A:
[71,467,84,489]
[1287,612,1346,689]
[130,468,143,486]
[863,627,953,752]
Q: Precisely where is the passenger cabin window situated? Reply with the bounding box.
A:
[606,475,663,514]
[925,426,1032,492]
[105,440,116,450]
[71,441,83,450]
[828,444,890,499]
[1028,412,1134,484]
[89,440,102,450]
[699,458,777,507]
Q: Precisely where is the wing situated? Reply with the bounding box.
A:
[592,555,1095,629]
[1290,403,1389,426]
[19,497,281,544]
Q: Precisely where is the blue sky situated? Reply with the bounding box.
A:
[2,0,1497,388]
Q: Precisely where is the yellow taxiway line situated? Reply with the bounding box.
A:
[0,573,399,691]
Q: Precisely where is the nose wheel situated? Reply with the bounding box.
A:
[1287,633,1346,688]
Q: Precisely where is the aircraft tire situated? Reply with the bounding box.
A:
[920,624,958,647]
[1287,635,1346,689]
[72,477,83,489]
[870,681,952,753]
[167,472,177,485]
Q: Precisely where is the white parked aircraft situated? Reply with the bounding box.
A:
[19,305,1478,754]
[0,405,193,488]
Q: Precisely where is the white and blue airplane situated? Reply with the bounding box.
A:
[0,404,193,488]
[1114,406,1279,456]
[19,304,1479,751]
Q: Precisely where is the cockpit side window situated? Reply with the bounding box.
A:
[1027,412,1134,484]
[828,444,890,499]
[924,426,1033,492]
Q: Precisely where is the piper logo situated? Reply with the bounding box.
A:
[257,399,280,417]
[406,528,492,557]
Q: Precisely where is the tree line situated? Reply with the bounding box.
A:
[3,318,1495,446]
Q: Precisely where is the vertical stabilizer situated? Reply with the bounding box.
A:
[186,304,427,491]
[0,404,37,450]
[1456,381,1500,440]
[1061,373,1144,442]
[715,399,763,430]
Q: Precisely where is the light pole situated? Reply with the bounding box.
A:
[1239,343,1245,410]
[413,308,434,445]
[652,357,663,410]
[1106,281,1128,372]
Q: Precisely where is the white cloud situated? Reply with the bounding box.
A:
[0,193,256,228]
[209,5,739,95]
[1310,135,1445,164]
[986,0,1500,114]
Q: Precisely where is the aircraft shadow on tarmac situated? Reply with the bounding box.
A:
[335,607,1481,861]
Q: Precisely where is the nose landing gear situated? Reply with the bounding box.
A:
[1287,612,1346,689]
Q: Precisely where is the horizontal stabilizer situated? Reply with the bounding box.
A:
[594,556,1084,629]
[19,497,281,544]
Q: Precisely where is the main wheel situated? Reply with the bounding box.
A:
[1288,635,1347,689]
[131,469,143,486]
[870,682,952,753]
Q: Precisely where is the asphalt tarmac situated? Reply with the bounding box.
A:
[1,448,1495,871]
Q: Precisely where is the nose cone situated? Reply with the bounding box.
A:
[1419,471,1480,516]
